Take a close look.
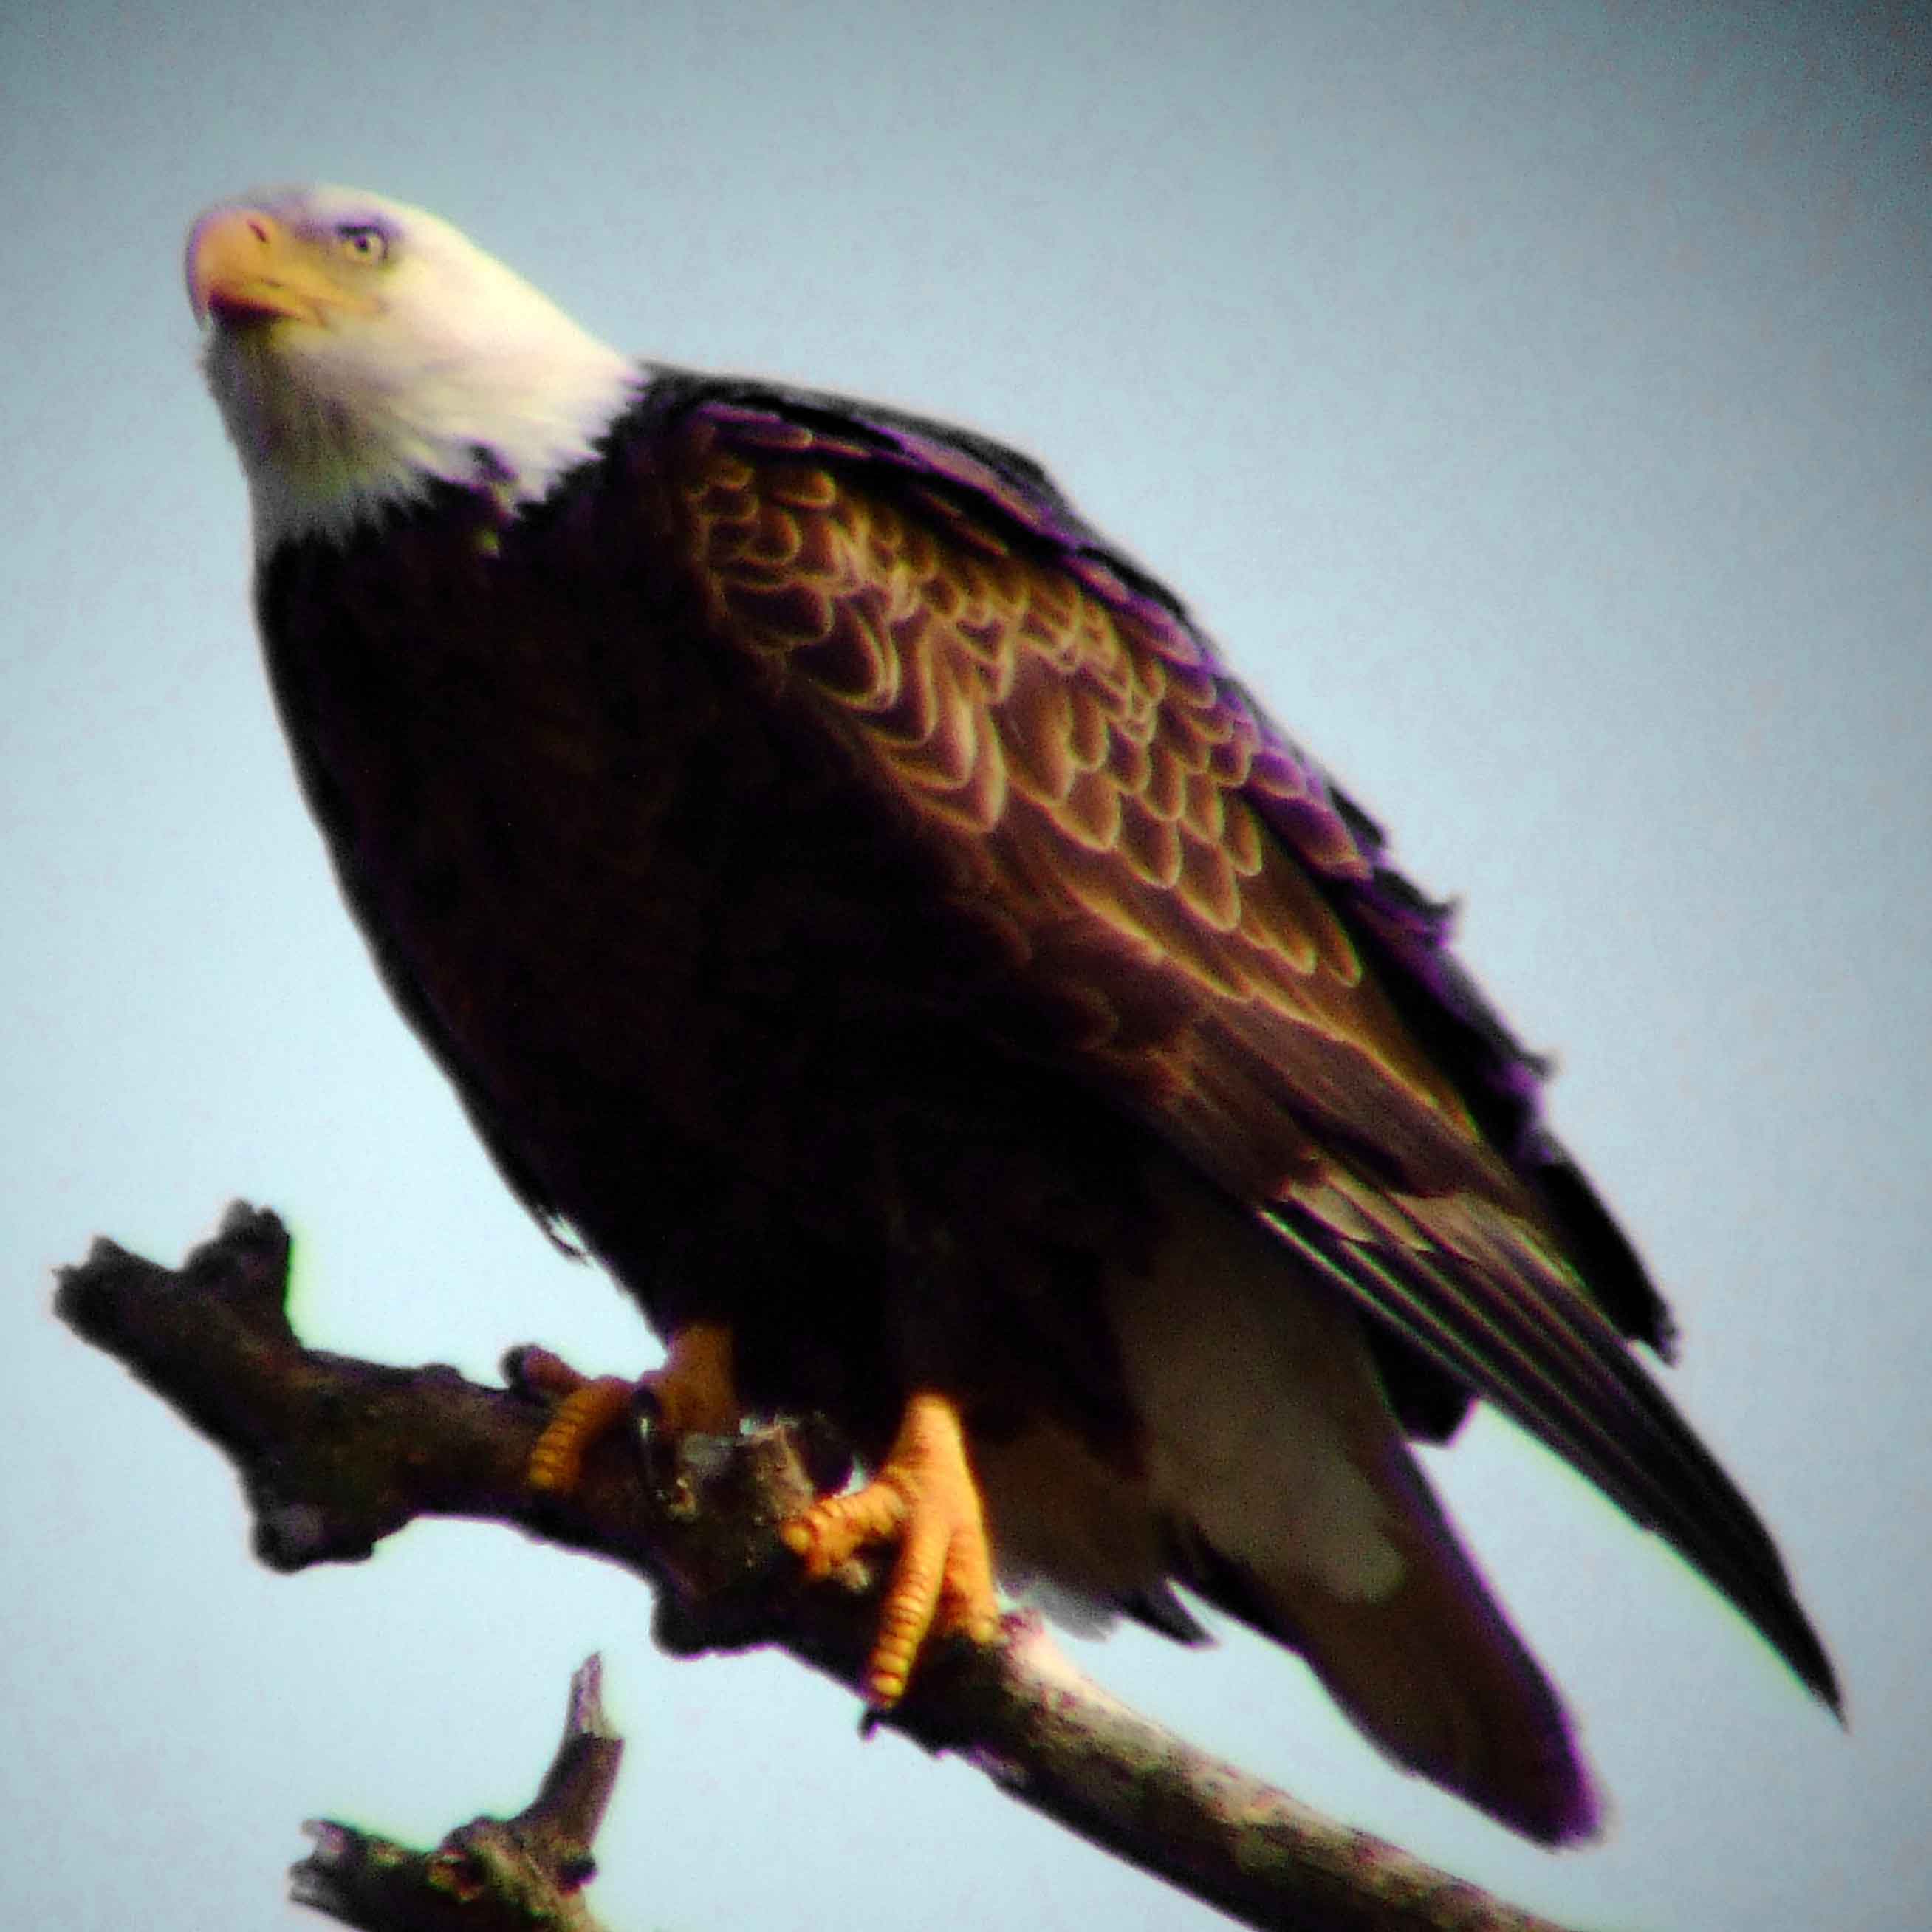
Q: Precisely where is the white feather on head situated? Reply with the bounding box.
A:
[191,185,639,552]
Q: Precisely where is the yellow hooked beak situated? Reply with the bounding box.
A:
[186,207,379,328]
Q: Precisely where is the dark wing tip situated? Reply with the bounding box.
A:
[1266,1193,1840,1719]
[1753,1583,1844,1717]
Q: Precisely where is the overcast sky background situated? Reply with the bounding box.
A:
[4,3,1928,1928]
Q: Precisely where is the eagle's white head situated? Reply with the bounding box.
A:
[188,186,638,552]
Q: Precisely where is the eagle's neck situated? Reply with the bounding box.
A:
[205,323,642,555]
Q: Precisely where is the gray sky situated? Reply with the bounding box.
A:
[5,2,1928,1927]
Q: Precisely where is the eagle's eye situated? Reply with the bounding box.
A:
[335,223,389,264]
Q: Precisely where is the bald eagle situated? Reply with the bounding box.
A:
[188,186,1836,1846]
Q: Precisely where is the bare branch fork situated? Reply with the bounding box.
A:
[292,1654,623,1931]
[55,1204,1582,1932]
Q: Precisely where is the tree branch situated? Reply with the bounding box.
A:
[55,1204,1583,1932]
[290,1655,622,1931]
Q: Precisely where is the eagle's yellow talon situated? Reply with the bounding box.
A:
[783,1391,998,1705]
[526,1374,638,1494]
[521,1324,741,1499]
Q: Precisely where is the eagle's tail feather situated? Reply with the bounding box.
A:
[1105,1162,1597,1843]
[1178,1447,1598,1846]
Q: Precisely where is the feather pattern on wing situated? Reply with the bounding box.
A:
[639,374,1835,1705]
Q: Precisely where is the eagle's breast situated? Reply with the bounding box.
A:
[255,439,1157,1447]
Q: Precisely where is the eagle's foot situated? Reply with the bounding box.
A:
[518,1352,640,1496]
[781,1391,998,1707]
[518,1323,740,1497]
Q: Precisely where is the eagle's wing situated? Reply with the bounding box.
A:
[651,375,1837,1706]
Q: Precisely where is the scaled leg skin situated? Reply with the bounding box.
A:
[523,1321,739,1496]
[781,1391,1000,1706]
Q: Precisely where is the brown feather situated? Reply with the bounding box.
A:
[677,425,1517,1224]
[245,363,1835,1846]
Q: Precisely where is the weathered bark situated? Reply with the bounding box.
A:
[292,1656,620,1931]
[55,1204,1582,1932]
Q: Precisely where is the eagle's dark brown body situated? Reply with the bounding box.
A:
[260,385,1184,1465]
[247,364,1837,1843]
